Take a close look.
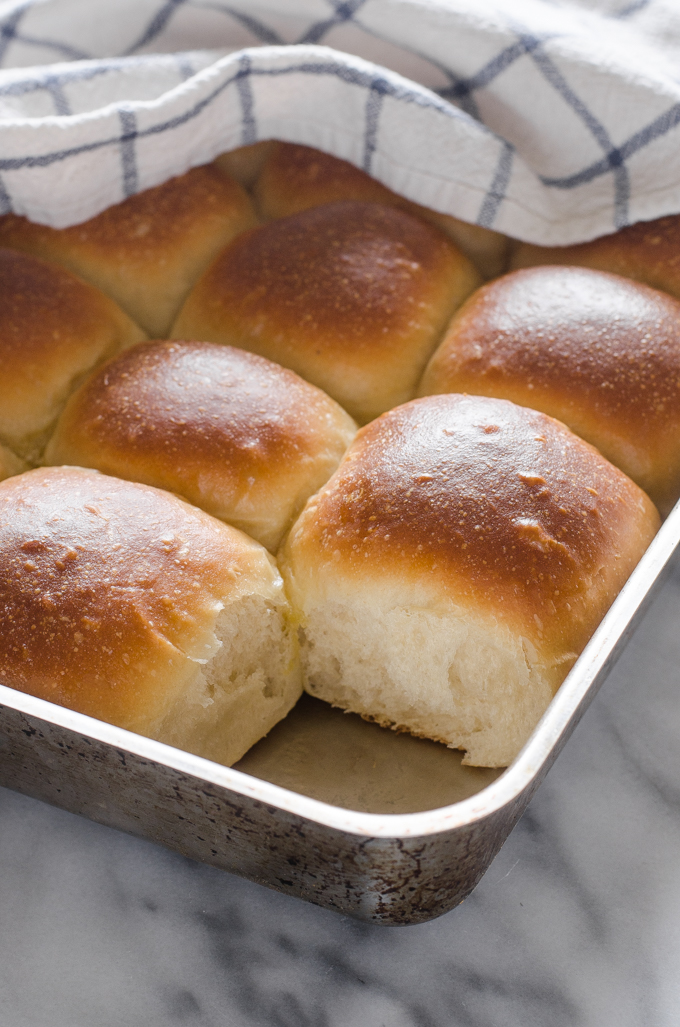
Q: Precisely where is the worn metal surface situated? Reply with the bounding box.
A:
[0,506,678,924]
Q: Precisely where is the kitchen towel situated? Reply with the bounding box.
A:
[1,0,680,243]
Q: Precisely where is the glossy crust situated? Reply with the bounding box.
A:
[281,395,658,764]
[172,201,481,423]
[419,266,680,514]
[0,467,299,758]
[45,340,357,552]
[0,248,145,462]
[510,214,680,301]
[0,165,258,337]
[284,394,657,658]
[254,142,510,278]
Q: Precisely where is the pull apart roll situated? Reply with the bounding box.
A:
[254,142,510,279]
[0,467,301,766]
[172,200,481,424]
[511,213,680,303]
[280,394,659,768]
[45,340,357,552]
[419,265,680,515]
[0,165,257,338]
[0,248,144,464]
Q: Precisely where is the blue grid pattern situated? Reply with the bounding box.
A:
[0,0,677,243]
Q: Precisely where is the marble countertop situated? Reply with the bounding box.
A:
[1,553,679,1027]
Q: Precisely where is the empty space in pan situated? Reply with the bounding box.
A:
[235,693,502,815]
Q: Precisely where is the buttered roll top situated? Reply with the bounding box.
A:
[254,142,510,278]
[419,266,680,515]
[0,165,258,338]
[172,200,481,424]
[45,340,357,552]
[282,394,659,664]
[511,213,680,303]
[0,248,144,463]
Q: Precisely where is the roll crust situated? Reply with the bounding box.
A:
[0,467,301,764]
[284,393,657,655]
[45,340,357,551]
[172,200,481,423]
[0,248,144,462]
[0,165,258,337]
[281,394,659,765]
[510,214,680,302]
[254,142,510,278]
[419,265,680,514]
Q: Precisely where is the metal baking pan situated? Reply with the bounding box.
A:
[0,504,678,925]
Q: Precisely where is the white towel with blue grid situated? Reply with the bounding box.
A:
[1,0,679,243]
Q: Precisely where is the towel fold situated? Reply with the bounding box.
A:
[1,0,679,243]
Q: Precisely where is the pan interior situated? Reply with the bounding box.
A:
[234,694,502,814]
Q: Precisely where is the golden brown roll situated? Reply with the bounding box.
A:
[172,200,481,424]
[254,142,510,278]
[0,466,301,766]
[214,140,277,189]
[0,443,26,482]
[0,165,258,338]
[510,214,680,301]
[0,248,144,463]
[45,340,357,552]
[419,266,680,515]
[280,394,659,768]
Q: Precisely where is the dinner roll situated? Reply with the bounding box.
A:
[172,201,481,424]
[419,266,680,515]
[280,394,659,768]
[0,443,26,482]
[510,214,680,301]
[0,467,301,766]
[45,340,357,552]
[0,248,144,463]
[254,142,510,278]
[0,165,257,338]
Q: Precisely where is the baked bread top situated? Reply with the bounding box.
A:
[281,393,659,663]
[45,340,357,552]
[172,200,481,423]
[511,213,680,302]
[419,265,680,514]
[0,165,258,338]
[0,247,144,462]
[254,141,509,278]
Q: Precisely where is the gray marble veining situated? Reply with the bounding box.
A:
[1,556,679,1026]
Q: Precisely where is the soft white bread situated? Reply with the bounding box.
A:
[419,266,680,516]
[254,142,510,279]
[0,165,258,338]
[0,467,301,766]
[45,340,357,552]
[0,247,145,463]
[280,394,659,768]
[172,200,481,424]
[510,214,680,301]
